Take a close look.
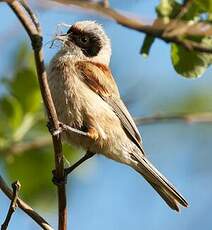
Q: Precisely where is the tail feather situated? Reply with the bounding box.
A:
[150,182,180,211]
[132,154,188,211]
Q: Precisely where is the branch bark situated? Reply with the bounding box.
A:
[1,181,21,230]
[0,137,51,156]
[4,1,67,229]
[134,112,212,126]
[1,112,212,157]
[0,176,54,230]
[52,0,212,53]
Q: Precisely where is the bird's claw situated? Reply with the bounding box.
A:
[52,169,67,186]
[47,121,63,136]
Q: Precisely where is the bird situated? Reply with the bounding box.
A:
[47,20,188,211]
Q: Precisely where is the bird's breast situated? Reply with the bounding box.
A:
[47,55,125,155]
[47,57,85,129]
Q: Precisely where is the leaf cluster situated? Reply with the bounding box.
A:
[141,0,212,78]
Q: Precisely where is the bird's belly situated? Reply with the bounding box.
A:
[49,77,120,152]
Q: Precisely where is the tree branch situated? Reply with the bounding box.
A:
[0,176,54,230]
[174,0,192,19]
[135,112,212,126]
[52,0,212,53]
[1,112,212,157]
[0,137,51,156]
[5,1,67,229]
[1,181,21,230]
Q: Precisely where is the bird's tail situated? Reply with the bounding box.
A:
[132,154,188,211]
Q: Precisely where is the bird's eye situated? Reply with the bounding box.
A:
[79,35,90,45]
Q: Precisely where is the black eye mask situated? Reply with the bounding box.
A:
[67,26,103,57]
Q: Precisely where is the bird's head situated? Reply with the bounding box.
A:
[55,20,111,66]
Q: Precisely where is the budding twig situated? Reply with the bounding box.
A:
[0,176,53,230]
[134,112,212,126]
[1,181,21,230]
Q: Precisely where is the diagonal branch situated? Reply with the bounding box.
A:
[134,112,212,126]
[0,176,54,230]
[1,111,212,158]
[52,0,212,53]
[0,136,51,156]
[19,0,41,32]
[4,1,67,229]
[1,181,21,230]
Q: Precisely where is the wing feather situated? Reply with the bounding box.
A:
[75,61,143,152]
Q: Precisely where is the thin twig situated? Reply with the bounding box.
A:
[0,136,51,156]
[1,112,212,156]
[52,0,212,53]
[176,0,192,19]
[162,0,194,38]
[134,112,212,126]
[0,176,54,230]
[19,0,40,32]
[5,1,67,229]
[1,181,21,230]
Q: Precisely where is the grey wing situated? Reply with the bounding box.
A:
[103,95,145,154]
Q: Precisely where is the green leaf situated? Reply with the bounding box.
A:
[11,68,41,113]
[140,35,155,57]
[0,95,23,131]
[156,0,174,18]
[208,12,212,21]
[194,0,212,13]
[3,142,78,208]
[156,0,204,21]
[171,38,212,78]
[14,43,35,70]
[181,2,203,20]
[13,114,35,142]
[5,148,56,208]
[156,0,181,20]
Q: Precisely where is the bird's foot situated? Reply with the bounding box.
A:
[59,122,89,137]
[47,121,62,136]
[52,151,95,184]
[52,169,67,186]
[47,121,90,137]
[64,151,95,176]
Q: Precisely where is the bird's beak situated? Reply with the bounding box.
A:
[55,33,68,42]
